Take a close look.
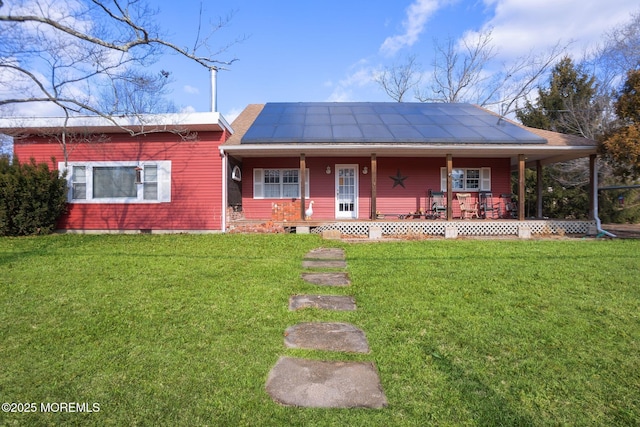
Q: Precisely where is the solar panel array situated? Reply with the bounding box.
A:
[241,102,547,144]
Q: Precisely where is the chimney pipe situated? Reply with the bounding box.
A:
[210,67,218,112]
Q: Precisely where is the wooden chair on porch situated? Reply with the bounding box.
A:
[500,193,518,218]
[429,190,447,219]
[456,193,479,219]
[479,191,497,219]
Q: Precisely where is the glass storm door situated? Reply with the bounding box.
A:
[335,165,358,219]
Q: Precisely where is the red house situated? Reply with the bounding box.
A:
[5,113,231,232]
[222,102,601,236]
[3,102,602,236]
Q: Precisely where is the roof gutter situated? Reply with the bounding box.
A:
[220,143,597,158]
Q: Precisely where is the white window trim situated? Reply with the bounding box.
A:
[59,161,171,204]
[253,168,310,199]
[440,167,491,192]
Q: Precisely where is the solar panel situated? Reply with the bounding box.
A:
[240,102,547,144]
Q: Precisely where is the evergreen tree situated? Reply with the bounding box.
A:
[516,56,598,136]
[515,57,598,219]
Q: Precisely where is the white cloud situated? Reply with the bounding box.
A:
[326,60,380,102]
[183,85,200,95]
[223,107,242,124]
[380,0,451,56]
[478,0,640,60]
[179,105,197,114]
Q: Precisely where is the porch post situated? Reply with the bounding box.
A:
[370,153,377,219]
[446,154,453,221]
[536,160,543,219]
[518,154,526,221]
[300,153,306,221]
[589,154,597,220]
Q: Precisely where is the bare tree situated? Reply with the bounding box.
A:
[0,0,242,162]
[591,9,640,90]
[417,29,496,104]
[378,27,567,118]
[375,54,421,102]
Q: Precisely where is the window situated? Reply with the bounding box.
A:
[253,168,310,199]
[93,166,137,198]
[60,161,171,203]
[441,167,491,192]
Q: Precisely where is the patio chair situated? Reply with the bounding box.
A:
[456,192,479,219]
[479,191,497,219]
[500,193,518,218]
[430,191,447,219]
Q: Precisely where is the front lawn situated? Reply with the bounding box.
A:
[1,234,638,426]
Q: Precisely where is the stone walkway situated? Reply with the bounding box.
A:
[265,247,387,409]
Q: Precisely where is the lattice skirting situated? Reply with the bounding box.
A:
[311,220,595,237]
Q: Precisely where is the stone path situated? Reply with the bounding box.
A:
[289,294,356,311]
[265,247,387,409]
[284,322,370,353]
[266,357,387,409]
[300,272,350,286]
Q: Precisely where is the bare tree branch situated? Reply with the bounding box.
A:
[417,28,496,103]
[375,54,421,102]
[0,0,242,163]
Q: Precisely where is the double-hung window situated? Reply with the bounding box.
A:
[60,161,171,203]
[441,167,491,192]
[253,168,310,199]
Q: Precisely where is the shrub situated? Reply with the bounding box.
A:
[0,156,68,236]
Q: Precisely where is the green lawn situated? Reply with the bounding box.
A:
[1,234,638,426]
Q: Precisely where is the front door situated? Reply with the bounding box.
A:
[335,165,358,219]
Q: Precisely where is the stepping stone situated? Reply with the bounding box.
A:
[289,295,356,311]
[301,272,350,286]
[284,322,370,353]
[304,248,345,260]
[266,356,387,408]
[302,259,347,269]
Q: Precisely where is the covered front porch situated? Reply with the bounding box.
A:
[222,103,602,236]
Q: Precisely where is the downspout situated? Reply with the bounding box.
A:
[592,154,616,238]
[220,147,227,232]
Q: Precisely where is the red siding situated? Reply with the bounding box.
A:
[241,156,511,220]
[14,131,225,231]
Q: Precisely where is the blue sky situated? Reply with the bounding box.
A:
[10,0,640,123]
[151,0,640,122]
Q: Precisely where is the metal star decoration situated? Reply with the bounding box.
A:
[390,169,408,188]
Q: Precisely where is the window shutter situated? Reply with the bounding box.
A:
[253,169,263,199]
[440,168,447,192]
[305,168,310,198]
[480,167,491,191]
[158,161,172,202]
